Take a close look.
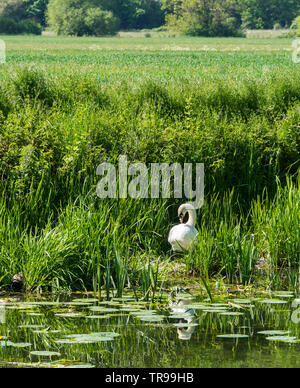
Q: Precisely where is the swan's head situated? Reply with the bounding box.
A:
[178,203,195,223]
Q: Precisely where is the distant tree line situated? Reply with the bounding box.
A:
[0,0,165,35]
[47,0,164,36]
[0,0,45,34]
[162,0,244,37]
[239,0,300,30]
[0,0,299,36]
[162,0,300,36]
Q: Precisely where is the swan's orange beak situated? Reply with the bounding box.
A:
[179,215,184,223]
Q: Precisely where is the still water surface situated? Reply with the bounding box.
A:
[1,292,300,368]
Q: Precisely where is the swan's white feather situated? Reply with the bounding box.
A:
[168,224,198,252]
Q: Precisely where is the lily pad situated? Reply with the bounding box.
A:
[27,313,43,316]
[168,313,194,319]
[265,336,297,342]
[84,332,120,338]
[202,309,229,313]
[55,312,85,318]
[10,342,32,348]
[0,341,15,347]
[274,294,293,298]
[63,302,93,306]
[85,315,112,319]
[257,330,290,336]
[173,322,198,328]
[89,307,119,313]
[130,311,157,317]
[59,332,120,343]
[30,351,61,357]
[32,330,53,334]
[113,296,135,300]
[7,305,37,310]
[219,312,244,316]
[232,299,252,304]
[138,316,165,322]
[55,339,80,344]
[27,302,59,306]
[64,364,95,368]
[180,304,208,310]
[203,306,228,311]
[19,325,44,329]
[217,334,249,339]
[119,306,142,312]
[257,300,288,304]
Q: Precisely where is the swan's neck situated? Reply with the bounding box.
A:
[185,208,197,227]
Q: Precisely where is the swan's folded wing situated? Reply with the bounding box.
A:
[168,225,198,252]
[168,225,180,244]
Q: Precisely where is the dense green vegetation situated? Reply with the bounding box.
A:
[0,0,165,35]
[0,0,299,36]
[292,16,300,35]
[0,0,44,34]
[0,36,299,294]
[162,0,244,37]
[47,0,120,36]
[0,16,42,34]
[239,0,299,29]
[163,0,300,36]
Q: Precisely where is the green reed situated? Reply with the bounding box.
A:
[0,57,299,294]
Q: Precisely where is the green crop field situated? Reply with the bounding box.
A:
[2,35,298,78]
[0,35,299,294]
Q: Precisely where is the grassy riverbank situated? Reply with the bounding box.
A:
[0,35,299,294]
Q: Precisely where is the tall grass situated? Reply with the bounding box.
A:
[0,66,299,293]
[252,176,300,289]
[186,175,299,289]
[0,174,298,292]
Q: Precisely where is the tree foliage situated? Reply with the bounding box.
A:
[0,0,165,31]
[101,0,165,30]
[47,0,120,36]
[0,0,27,20]
[0,0,43,32]
[0,0,48,24]
[240,0,300,29]
[162,0,300,35]
[162,0,244,37]
[1,0,299,36]
[23,0,48,25]
[291,16,300,36]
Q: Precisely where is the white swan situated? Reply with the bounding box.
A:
[168,203,199,252]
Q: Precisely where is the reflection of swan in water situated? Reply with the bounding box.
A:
[177,317,197,340]
[169,298,197,341]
